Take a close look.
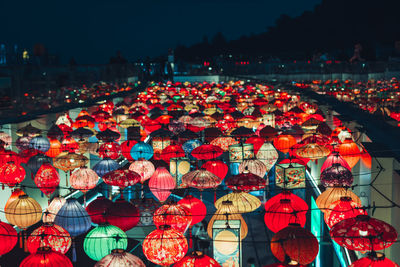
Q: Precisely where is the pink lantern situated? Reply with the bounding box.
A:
[148,167,176,202]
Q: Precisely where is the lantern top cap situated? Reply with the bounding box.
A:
[221,200,233,205]
[356,214,370,221]
[288,223,301,227]
[37,246,52,253]
[159,224,172,230]
[368,251,386,261]
[280,199,292,204]
[111,248,125,254]
[339,196,353,202]
[18,195,29,199]
[43,222,54,227]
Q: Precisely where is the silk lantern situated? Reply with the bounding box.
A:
[153,203,192,233]
[316,187,361,213]
[43,197,66,223]
[201,160,228,180]
[215,191,261,213]
[321,152,351,173]
[324,196,366,228]
[98,142,121,160]
[105,198,140,231]
[70,167,99,199]
[148,167,176,203]
[320,163,353,187]
[239,159,267,178]
[273,134,297,154]
[34,163,60,196]
[20,247,73,267]
[5,195,42,229]
[85,196,113,225]
[0,220,18,256]
[256,142,279,172]
[27,223,71,254]
[349,252,399,267]
[5,189,26,211]
[338,138,360,168]
[129,158,155,183]
[0,161,26,188]
[131,141,154,160]
[94,249,146,267]
[93,158,119,178]
[46,139,62,158]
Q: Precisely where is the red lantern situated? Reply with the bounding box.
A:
[102,169,141,189]
[153,203,192,233]
[273,134,297,154]
[271,223,319,265]
[20,246,73,267]
[61,136,79,153]
[105,198,140,231]
[0,220,18,256]
[349,253,399,267]
[174,251,221,267]
[201,160,228,180]
[85,196,113,225]
[0,161,26,187]
[45,139,62,158]
[178,195,207,226]
[330,215,397,251]
[225,171,266,192]
[321,152,351,173]
[34,163,60,196]
[70,166,99,194]
[129,159,155,183]
[120,140,137,161]
[160,144,185,163]
[324,196,366,228]
[148,167,176,203]
[98,142,121,160]
[191,144,223,160]
[143,225,188,266]
[27,223,71,254]
[245,136,265,154]
[338,138,360,168]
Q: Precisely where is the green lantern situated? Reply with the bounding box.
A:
[83,224,128,261]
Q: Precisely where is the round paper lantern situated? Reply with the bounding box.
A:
[53,152,88,174]
[20,247,73,267]
[271,224,319,265]
[98,142,121,160]
[316,187,361,213]
[177,195,207,226]
[6,195,42,229]
[0,161,26,187]
[321,152,351,173]
[324,196,367,228]
[153,203,192,233]
[264,197,308,233]
[130,141,154,160]
[225,171,266,192]
[256,142,279,171]
[338,138,360,168]
[129,158,155,183]
[27,223,71,254]
[34,163,60,196]
[5,188,26,211]
[208,200,248,239]
[160,144,185,163]
[86,196,113,225]
[120,140,137,161]
[201,160,228,180]
[45,139,62,158]
[95,249,146,267]
[105,198,140,231]
[83,223,128,261]
[214,230,239,255]
[215,191,261,213]
[70,167,99,194]
[329,215,397,251]
[61,136,79,153]
[102,169,141,189]
[174,251,221,267]
[0,220,18,255]
[182,169,222,189]
[239,159,267,178]
[29,136,51,153]
[349,252,399,267]
[295,143,330,160]
[54,198,92,237]
[273,134,297,154]
[43,197,66,223]
[148,167,176,203]
[320,163,353,187]
[143,225,188,266]
[93,158,120,178]
[191,144,223,160]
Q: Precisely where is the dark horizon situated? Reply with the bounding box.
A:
[0,0,321,64]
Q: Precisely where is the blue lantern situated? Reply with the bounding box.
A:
[130,141,153,160]
[29,136,51,152]
[93,158,119,177]
[182,139,202,161]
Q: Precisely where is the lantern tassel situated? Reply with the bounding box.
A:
[189,226,193,248]
[23,232,28,253]
[72,241,77,262]
[83,194,87,208]
[19,232,23,249]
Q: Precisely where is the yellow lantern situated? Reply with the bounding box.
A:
[215,192,261,213]
[6,195,42,229]
[316,187,361,213]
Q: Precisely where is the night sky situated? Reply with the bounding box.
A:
[1,0,321,63]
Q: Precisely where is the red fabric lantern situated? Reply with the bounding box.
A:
[20,246,73,267]
[160,144,185,163]
[182,169,222,190]
[148,167,176,203]
[225,171,266,192]
[330,215,397,251]
[85,196,113,225]
[61,136,79,153]
[34,163,60,196]
[324,196,367,228]
[0,220,18,255]
[102,169,141,189]
[98,142,121,160]
[178,195,207,226]
[349,253,399,267]
[0,161,26,187]
[120,140,137,161]
[70,167,99,194]
[105,198,140,231]
[273,134,297,154]
[264,195,308,233]
[143,225,188,266]
[271,223,319,265]
[245,136,265,154]
[153,203,192,233]
[45,139,62,158]
[129,159,155,183]
[174,251,221,267]
[201,160,228,180]
[27,223,71,254]
[191,144,223,160]
[321,152,351,173]
[338,138,360,168]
